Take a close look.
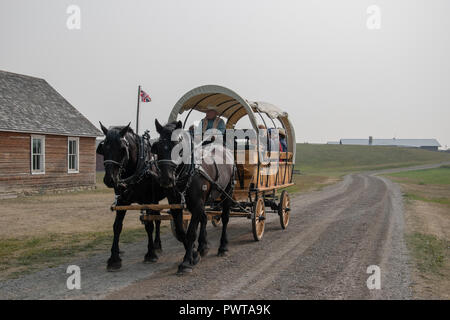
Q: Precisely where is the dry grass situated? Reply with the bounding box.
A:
[287,174,340,194]
[0,172,168,279]
[0,227,155,279]
[387,168,450,299]
[404,199,450,299]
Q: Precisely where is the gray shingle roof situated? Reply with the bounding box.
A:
[0,70,102,137]
[340,138,441,147]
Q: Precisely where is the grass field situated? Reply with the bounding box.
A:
[296,144,450,173]
[387,165,450,185]
[292,144,450,193]
[386,165,450,206]
[385,165,450,298]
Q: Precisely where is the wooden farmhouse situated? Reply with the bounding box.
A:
[0,70,103,198]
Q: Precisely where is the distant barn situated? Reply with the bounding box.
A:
[0,70,102,198]
[339,137,441,151]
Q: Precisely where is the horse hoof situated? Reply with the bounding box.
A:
[144,257,158,263]
[217,249,228,257]
[144,254,158,263]
[107,260,122,272]
[177,264,193,275]
[198,247,209,257]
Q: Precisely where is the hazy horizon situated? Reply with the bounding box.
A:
[1,0,449,148]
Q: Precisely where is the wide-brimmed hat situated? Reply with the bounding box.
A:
[205,104,217,112]
[278,128,286,137]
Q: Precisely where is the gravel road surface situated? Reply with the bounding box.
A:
[2,163,447,300]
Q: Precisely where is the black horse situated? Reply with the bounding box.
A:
[97,122,165,271]
[152,119,235,274]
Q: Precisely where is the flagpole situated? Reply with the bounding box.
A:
[136,85,141,135]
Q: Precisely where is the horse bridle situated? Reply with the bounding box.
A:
[156,134,197,194]
[103,137,130,181]
[155,136,178,171]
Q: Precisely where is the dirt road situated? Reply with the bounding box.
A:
[4,164,447,300]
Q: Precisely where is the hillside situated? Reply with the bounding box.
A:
[288,144,450,194]
[295,144,450,174]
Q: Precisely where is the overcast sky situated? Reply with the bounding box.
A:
[1,0,449,148]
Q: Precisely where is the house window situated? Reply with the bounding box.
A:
[31,135,45,174]
[68,137,79,173]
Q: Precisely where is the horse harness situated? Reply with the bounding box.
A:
[165,148,245,212]
[104,130,158,192]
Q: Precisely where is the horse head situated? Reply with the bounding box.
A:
[97,122,135,189]
[152,119,183,188]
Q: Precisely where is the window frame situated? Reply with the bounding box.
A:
[67,137,80,174]
[31,135,45,175]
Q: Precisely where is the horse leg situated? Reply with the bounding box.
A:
[154,213,162,252]
[172,209,188,248]
[167,191,187,247]
[178,204,202,274]
[218,198,231,256]
[197,211,209,257]
[107,210,126,271]
[144,209,158,263]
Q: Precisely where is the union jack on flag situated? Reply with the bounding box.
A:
[140,89,151,102]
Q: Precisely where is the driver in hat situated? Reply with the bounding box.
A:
[200,104,226,135]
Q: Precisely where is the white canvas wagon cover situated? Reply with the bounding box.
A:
[168,85,296,162]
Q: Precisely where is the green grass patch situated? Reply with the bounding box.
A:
[404,193,450,206]
[405,232,448,275]
[387,166,450,185]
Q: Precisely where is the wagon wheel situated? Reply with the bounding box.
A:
[170,218,190,238]
[252,197,266,241]
[278,190,290,229]
[211,215,221,227]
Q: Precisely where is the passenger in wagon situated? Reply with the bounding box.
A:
[200,105,226,135]
[279,128,288,161]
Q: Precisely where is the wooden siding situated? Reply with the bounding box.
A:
[0,131,96,195]
[96,153,104,171]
